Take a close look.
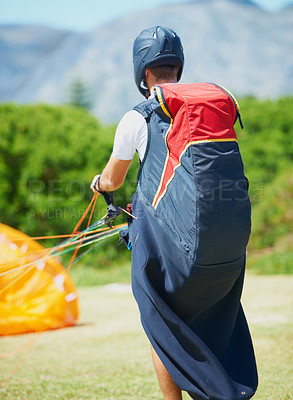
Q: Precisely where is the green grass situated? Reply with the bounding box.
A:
[247,231,293,275]
[0,274,292,399]
[69,260,132,286]
[247,249,293,275]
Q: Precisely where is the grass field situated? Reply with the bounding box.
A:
[0,273,292,400]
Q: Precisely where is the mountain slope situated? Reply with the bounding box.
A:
[0,0,292,122]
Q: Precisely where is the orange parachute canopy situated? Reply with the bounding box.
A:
[0,223,79,336]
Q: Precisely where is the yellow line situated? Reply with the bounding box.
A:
[152,87,173,207]
[151,121,173,207]
[155,86,172,119]
[188,138,238,145]
[216,84,240,113]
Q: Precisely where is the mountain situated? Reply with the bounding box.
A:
[0,0,293,122]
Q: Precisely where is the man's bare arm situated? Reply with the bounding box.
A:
[91,156,132,193]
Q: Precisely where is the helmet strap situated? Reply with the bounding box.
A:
[140,80,150,98]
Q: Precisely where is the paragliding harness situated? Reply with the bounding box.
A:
[122,82,248,260]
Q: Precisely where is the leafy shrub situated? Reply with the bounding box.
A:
[249,167,293,250]
[236,97,293,199]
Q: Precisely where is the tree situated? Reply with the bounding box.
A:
[68,79,93,111]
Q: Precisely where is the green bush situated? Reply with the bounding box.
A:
[249,167,293,250]
[237,96,293,203]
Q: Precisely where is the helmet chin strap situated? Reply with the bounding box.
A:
[140,80,150,98]
[140,80,148,90]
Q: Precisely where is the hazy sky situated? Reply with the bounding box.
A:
[0,0,291,31]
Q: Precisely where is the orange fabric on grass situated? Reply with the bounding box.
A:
[0,223,79,336]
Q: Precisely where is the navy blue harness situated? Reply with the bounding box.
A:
[130,84,258,400]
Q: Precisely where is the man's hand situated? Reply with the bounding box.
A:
[90,174,102,194]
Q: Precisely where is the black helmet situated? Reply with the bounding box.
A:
[133,26,184,98]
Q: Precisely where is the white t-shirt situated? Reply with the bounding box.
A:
[112,110,147,161]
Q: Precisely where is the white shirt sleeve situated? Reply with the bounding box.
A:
[112,110,147,161]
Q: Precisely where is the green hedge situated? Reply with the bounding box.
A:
[0,104,138,235]
[237,96,293,203]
